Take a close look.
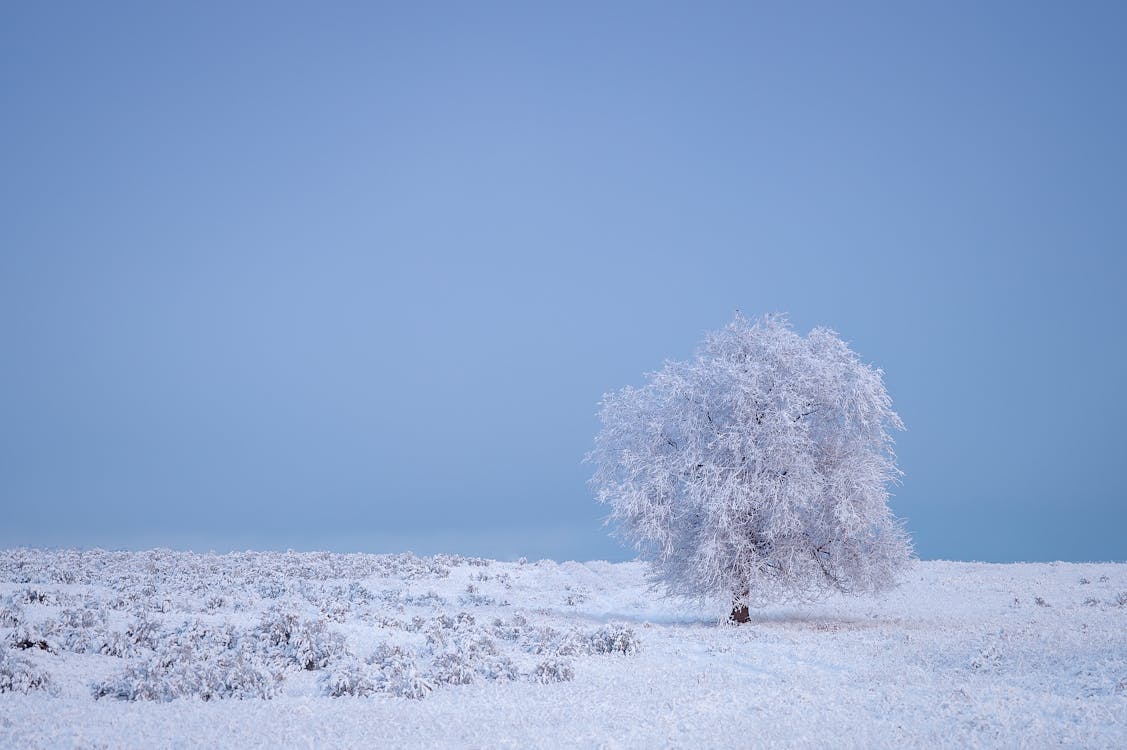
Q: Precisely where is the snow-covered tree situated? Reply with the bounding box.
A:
[588,314,911,620]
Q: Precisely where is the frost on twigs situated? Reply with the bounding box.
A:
[91,654,281,702]
[0,549,644,704]
[91,620,284,701]
[0,650,54,695]
[586,624,641,655]
[319,645,431,699]
[589,313,913,611]
[318,617,637,699]
[532,658,574,684]
[253,609,347,671]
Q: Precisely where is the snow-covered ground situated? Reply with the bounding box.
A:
[0,549,1124,748]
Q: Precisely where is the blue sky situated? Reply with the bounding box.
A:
[2,2,1124,562]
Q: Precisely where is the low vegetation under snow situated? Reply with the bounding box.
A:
[0,548,1124,748]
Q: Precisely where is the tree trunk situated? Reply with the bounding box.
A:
[730,590,750,623]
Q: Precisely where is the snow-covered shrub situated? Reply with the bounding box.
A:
[320,645,439,699]
[91,617,283,702]
[487,617,641,659]
[55,624,101,654]
[367,644,431,699]
[319,660,379,697]
[459,585,497,607]
[564,586,589,606]
[403,591,447,608]
[476,652,520,683]
[8,625,56,653]
[256,581,287,600]
[1114,592,1127,607]
[491,614,528,641]
[371,615,404,629]
[586,624,641,655]
[589,314,911,613]
[57,607,107,630]
[0,650,53,694]
[425,612,479,648]
[428,631,519,686]
[92,653,281,702]
[347,581,374,602]
[0,602,23,628]
[392,553,452,581]
[429,652,477,685]
[253,610,347,671]
[532,659,574,684]
[319,601,351,623]
[521,625,568,655]
[14,588,56,605]
[98,618,161,658]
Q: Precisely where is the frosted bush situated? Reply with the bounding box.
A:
[429,652,477,685]
[15,588,56,605]
[532,659,574,684]
[98,618,161,659]
[319,660,378,697]
[57,607,107,630]
[403,591,447,608]
[0,602,23,628]
[256,581,287,600]
[319,601,351,623]
[521,625,566,655]
[493,619,641,658]
[91,619,280,703]
[55,624,101,655]
[345,582,374,603]
[253,610,348,671]
[367,644,431,699]
[586,624,641,655]
[459,585,497,607]
[92,653,281,702]
[8,625,56,653]
[425,613,477,648]
[429,633,518,686]
[476,652,519,683]
[564,586,590,606]
[491,614,529,641]
[0,650,53,694]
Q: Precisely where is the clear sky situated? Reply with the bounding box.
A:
[2,2,1124,562]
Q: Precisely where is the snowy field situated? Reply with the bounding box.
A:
[1,549,1125,749]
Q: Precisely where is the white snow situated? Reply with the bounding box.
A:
[1,548,1125,748]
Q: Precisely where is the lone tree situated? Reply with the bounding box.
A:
[588,314,911,621]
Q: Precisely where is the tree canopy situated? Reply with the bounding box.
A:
[588,314,911,610]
